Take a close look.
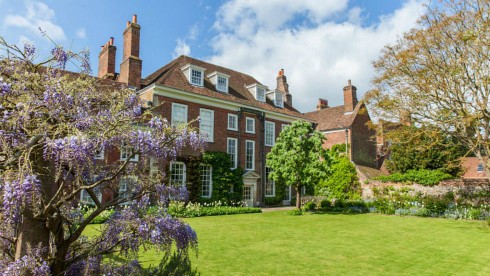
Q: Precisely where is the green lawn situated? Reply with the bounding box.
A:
[88,212,490,275]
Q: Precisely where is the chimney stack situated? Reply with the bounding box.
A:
[343,79,358,112]
[98,37,117,79]
[316,98,329,111]
[276,69,292,106]
[119,14,142,88]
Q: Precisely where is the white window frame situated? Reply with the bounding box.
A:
[245,140,255,170]
[265,167,275,197]
[477,163,484,172]
[95,146,105,160]
[275,92,284,108]
[217,75,228,93]
[265,121,275,147]
[246,117,255,134]
[171,103,188,126]
[190,68,204,86]
[227,138,238,169]
[119,175,138,204]
[200,164,213,198]
[120,142,139,162]
[199,108,214,142]
[281,124,289,131]
[169,161,186,186]
[228,114,238,131]
[256,86,266,102]
[80,177,103,206]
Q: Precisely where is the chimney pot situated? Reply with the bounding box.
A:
[126,21,130,27]
[132,14,137,23]
[109,37,114,45]
[348,79,351,86]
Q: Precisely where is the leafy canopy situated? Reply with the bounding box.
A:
[266,120,330,208]
[367,0,490,178]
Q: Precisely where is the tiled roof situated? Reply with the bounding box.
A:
[142,55,306,118]
[304,103,362,131]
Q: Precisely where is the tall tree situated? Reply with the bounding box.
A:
[367,0,490,178]
[266,121,329,209]
[0,38,205,274]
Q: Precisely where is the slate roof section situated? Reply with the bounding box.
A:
[304,103,362,131]
[142,55,306,118]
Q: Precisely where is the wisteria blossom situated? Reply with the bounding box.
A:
[0,37,206,274]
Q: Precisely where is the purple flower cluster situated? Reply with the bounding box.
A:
[24,43,36,59]
[51,46,68,69]
[0,79,11,96]
[2,175,41,225]
[79,49,91,74]
[0,247,50,276]
[44,136,101,171]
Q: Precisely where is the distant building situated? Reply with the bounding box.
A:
[304,80,377,168]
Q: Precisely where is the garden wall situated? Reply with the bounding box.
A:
[362,179,490,203]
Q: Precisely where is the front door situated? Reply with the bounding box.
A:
[243,185,254,207]
[242,170,260,207]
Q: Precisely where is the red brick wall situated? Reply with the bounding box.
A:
[461,157,488,179]
[119,22,141,87]
[350,107,377,167]
[98,44,116,79]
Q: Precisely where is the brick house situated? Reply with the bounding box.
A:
[95,15,307,207]
[304,80,378,168]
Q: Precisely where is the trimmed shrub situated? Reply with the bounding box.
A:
[303,201,316,211]
[374,169,453,186]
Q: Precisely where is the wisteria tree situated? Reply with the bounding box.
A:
[0,37,205,275]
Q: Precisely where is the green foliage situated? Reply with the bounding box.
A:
[320,199,331,210]
[374,169,454,186]
[385,126,465,176]
[166,201,261,218]
[201,152,244,203]
[317,154,361,200]
[266,121,330,207]
[264,196,283,206]
[144,252,198,276]
[286,209,303,216]
[82,206,115,224]
[303,201,316,211]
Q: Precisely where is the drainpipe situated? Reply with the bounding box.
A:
[237,110,242,168]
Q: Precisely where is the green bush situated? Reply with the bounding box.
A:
[320,199,331,210]
[317,155,361,200]
[286,209,303,216]
[265,196,283,206]
[374,169,453,186]
[82,206,115,224]
[303,201,316,211]
[166,201,261,218]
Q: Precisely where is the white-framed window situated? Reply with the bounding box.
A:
[120,142,139,162]
[170,161,186,186]
[80,186,102,206]
[217,75,228,93]
[95,146,105,160]
[246,117,255,134]
[200,108,214,142]
[245,140,255,170]
[275,92,284,108]
[149,158,159,177]
[228,114,238,131]
[119,175,138,203]
[477,163,484,172]
[171,103,188,126]
[281,124,289,131]
[200,164,212,198]
[191,68,204,86]
[265,167,275,197]
[227,138,238,169]
[256,87,266,102]
[265,121,275,147]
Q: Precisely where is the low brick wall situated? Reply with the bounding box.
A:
[363,178,490,202]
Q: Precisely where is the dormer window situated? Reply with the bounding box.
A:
[181,64,206,87]
[267,90,285,108]
[246,83,267,102]
[207,71,230,93]
[275,92,284,108]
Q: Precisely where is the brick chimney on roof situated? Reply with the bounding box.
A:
[98,37,117,79]
[343,79,358,113]
[119,14,142,88]
[316,98,329,111]
[276,69,292,106]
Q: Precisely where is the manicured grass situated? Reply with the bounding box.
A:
[86,212,490,275]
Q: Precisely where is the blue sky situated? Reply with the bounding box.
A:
[0,0,427,113]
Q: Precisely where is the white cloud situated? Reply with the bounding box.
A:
[188,25,199,40]
[208,0,426,113]
[173,39,191,58]
[76,28,86,39]
[4,1,66,41]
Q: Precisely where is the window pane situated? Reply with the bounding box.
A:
[201,164,212,198]
[217,75,227,92]
[265,167,275,197]
[200,109,214,142]
[245,141,254,170]
[227,138,237,168]
[191,69,202,85]
[170,162,186,186]
[228,114,237,130]
[265,121,275,146]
